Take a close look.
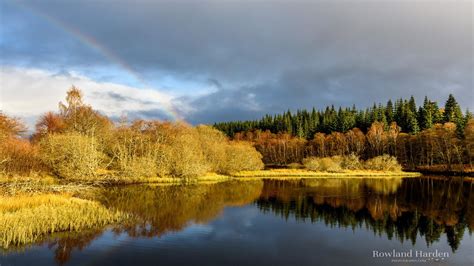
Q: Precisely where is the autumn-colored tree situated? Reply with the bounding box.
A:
[345,128,366,156]
[366,122,387,157]
[32,112,66,142]
[386,122,400,156]
[59,86,112,137]
[309,133,326,157]
[196,125,228,173]
[0,113,41,175]
[39,133,102,179]
[109,126,159,179]
[0,112,26,140]
[221,141,264,174]
[419,127,436,166]
[325,132,347,156]
[432,123,460,170]
[464,119,474,166]
[166,123,210,178]
[0,137,42,175]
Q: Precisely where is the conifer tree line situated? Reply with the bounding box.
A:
[214,95,471,138]
[214,95,474,170]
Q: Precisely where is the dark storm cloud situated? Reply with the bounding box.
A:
[2,0,472,123]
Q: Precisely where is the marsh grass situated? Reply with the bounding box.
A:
[0,176,97,196]
[0,194,127,249]
[232,169,421,179]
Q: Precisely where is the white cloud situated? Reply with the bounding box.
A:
[0,66,184,128]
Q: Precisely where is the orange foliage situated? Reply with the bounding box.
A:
[0,137,43,175]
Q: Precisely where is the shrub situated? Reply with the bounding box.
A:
[302,157,320,171]
[154,143,174,177]
[39,133,102,180]
[0,112,26,140]
[196,125,228,173]
[220,142,264,174]
[303,156,343,172]
[0,137,43,175]
[341,153,362,170]
[168,126,210,178]
[364,154,402,171]
[109,128,158,179]
[287,162,303,169]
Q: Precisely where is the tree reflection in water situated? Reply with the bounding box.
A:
[5,177,472,265]
[256,177,473,252]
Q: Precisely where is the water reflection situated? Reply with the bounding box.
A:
[257,177,473,252]
[1,177,473,265]
[99,180,264,237]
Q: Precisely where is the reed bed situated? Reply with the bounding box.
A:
[0,194,127,248]
[0,177,96,196]
[232,169,421,178]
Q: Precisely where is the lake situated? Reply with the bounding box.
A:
[1,177,473,266]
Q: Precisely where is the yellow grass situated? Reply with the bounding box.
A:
[0,175,96,197]
[231,169,421,179]
[0,194,127,248]
[140,173,232,184]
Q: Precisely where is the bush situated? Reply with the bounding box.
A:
[154,143,174,177]
[196,125,228,173]
[168,126,210,178]
[220,142,264,174]
[303,156,343,172]
[109,128,158,179]
[287,163,303,169]
[0,137,43,175]
[341,153,362,170]
[39,133,102,179]
[364,154,402,171]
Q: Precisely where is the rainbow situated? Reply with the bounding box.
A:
[12,1,182,121]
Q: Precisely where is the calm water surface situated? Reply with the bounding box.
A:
[1,177,473,266]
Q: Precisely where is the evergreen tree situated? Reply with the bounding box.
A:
[444,94,462,123]
[420,96,433,129]
[408,96,417,114]
[213,95,465,138]
[386,99,394,124]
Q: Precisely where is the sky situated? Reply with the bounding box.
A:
[0,0,472,129]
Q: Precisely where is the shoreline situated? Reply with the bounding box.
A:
[231,169,421,179]
[0,170,422,186]
[3,170,459,192]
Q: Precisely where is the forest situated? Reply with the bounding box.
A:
[214,95,474,172]
[1,88,472,181]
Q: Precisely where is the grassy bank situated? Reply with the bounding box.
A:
[0,169,418,191]
[0,169,421,249]
[232,169,421,179]
[0,193,127,249]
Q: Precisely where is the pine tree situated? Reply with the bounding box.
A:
[386,99,394,124]
[420,96,434,129]
[408,96,417,114]
[407,110,420,134]
[444,94,463,123]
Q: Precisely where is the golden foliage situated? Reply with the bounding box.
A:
[39,133,102,179]
[303,156,343,172]
[109,127,159,179]
[303,154,402,172]
[0,112,26,140]
[220,141,264,174]
[364,155,402,172]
